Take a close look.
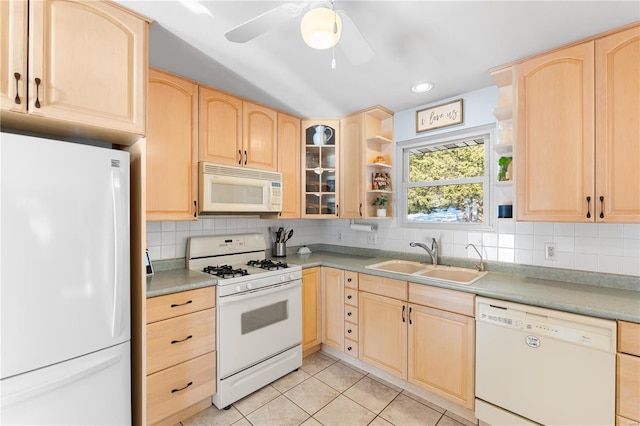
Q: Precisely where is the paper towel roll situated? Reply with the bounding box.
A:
[349,223,376,232]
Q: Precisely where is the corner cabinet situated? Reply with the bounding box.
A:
[302,120,340,218]
[1,0,148,144]
[515,24,640,222]
[339,107,394,219]
[147,68,198,221]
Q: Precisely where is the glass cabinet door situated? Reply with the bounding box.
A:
[303,122,338,217]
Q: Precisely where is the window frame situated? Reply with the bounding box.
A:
[396,124,495,231]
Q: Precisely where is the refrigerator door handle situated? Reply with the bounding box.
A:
[111,168,125,339]
[2,353,122,407]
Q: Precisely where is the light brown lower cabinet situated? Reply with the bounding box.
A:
[146,287,217,425]
[617,320,640,423]
[322,267,345,351]
[355,274,475,409]
[302,267,322,356]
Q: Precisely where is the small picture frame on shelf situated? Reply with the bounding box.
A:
[372,172,391,190]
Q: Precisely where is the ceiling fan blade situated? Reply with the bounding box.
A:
[225,2,308,43]
[336,10,374,65]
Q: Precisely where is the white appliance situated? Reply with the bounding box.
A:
[475,297,616,426]
[1,133,131,425]
[199,163,282,215]
[187,234,302,409]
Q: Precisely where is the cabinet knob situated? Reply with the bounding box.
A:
[347,346,352,351]
[347,312,352,316]
[34,78,41,108]
[347,329,352,334]
[347,295,352,300]
[13,72,21,104]
[347,278,352,283]
[599,196,605,219]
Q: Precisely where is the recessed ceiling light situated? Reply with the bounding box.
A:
[412,82,434,93]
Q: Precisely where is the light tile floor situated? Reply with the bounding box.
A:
[179,352,477,426]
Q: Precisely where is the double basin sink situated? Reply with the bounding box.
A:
[365,260,487,285]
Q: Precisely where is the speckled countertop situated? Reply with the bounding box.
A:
[146,248,640,323]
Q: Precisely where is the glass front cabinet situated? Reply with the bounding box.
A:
[301,120,340,218]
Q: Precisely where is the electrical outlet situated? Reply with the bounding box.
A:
[367,233,377,245]
[338,232,343,241]
[545,242,557,261]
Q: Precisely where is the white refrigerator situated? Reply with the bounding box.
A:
[0,133,131,425]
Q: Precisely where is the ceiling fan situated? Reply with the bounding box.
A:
[224,0,374,65]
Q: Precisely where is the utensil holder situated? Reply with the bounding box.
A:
[273,242,287,257]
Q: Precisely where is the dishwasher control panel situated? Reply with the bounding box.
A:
[476,297,616,353]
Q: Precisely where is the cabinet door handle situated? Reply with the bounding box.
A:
[244,150,247,165]
[347,278,352,283]
[409,306,412,325]
[347,294,352,300]
[171,335,193,344]
[586,196,591,219]
[193,200,197,218]
[347,311,352,316]
[336,204,339,217]
[170,300,193,308]
[347,329,352,334]
[34,78,41,108]
[599,196,605,219]
[402,305,406,323]
[13,72,21,104]
[347,346,352,351]
[359,203,362,217]
[238,150,242,165]
[171,382,193,393]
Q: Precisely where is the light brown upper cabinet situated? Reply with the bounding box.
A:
[199,86,243,166]
[277,112,301,218]
[515,24,639,222]
[340,113,364,218]
[301,120,340,218]
[198,87,277,171]
[243,101,278,171]
[147,68,198,221]
[1,0,148,144]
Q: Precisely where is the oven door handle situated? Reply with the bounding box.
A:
[218,280,301,305]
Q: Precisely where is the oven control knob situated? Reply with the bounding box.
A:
[289,274,295,280]
[280,276,286,282]
[247,283,253,290]
[235,285,241,293]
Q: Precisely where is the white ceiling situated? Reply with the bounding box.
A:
[117,1,639,118]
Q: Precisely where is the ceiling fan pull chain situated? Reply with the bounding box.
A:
[331,47,336,70]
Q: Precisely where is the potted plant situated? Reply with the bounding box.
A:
[498,156,513,181]
[372,195,390,217]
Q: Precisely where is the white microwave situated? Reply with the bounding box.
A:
[199,163,282,215]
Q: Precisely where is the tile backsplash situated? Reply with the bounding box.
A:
[147,218,640,277]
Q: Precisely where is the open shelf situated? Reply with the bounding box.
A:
[367,135,393,145]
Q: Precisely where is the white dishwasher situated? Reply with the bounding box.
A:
[475,297,616,426]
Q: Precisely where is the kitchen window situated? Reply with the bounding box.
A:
[398,126,492,228]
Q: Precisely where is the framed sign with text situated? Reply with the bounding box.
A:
[416,99,464,133]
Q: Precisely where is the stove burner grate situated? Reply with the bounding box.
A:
[203,265,249,278]
[247,259,289,270]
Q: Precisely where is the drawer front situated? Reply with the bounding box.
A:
[147,308,216,374]
[408,283,474,317]
[345,306,359,324]
[345,271,359,289]
[358,273,407,300]
[618,321,640,356]
[344,322,359,341]
[147,286,216,323]
[617,353,640,422]
[345,288,359,307]
[147,351,216,426]
[344,338,359,358]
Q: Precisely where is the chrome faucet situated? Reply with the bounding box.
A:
[410,238,438,265]
[465,243,485,272]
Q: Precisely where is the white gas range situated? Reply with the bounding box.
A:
[187,234,302,409]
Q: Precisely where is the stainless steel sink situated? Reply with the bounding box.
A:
[365,260,427,274]
[365,260,487,285]
[413,266,488,285]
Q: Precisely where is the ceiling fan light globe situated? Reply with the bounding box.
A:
[301,7,342,50]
